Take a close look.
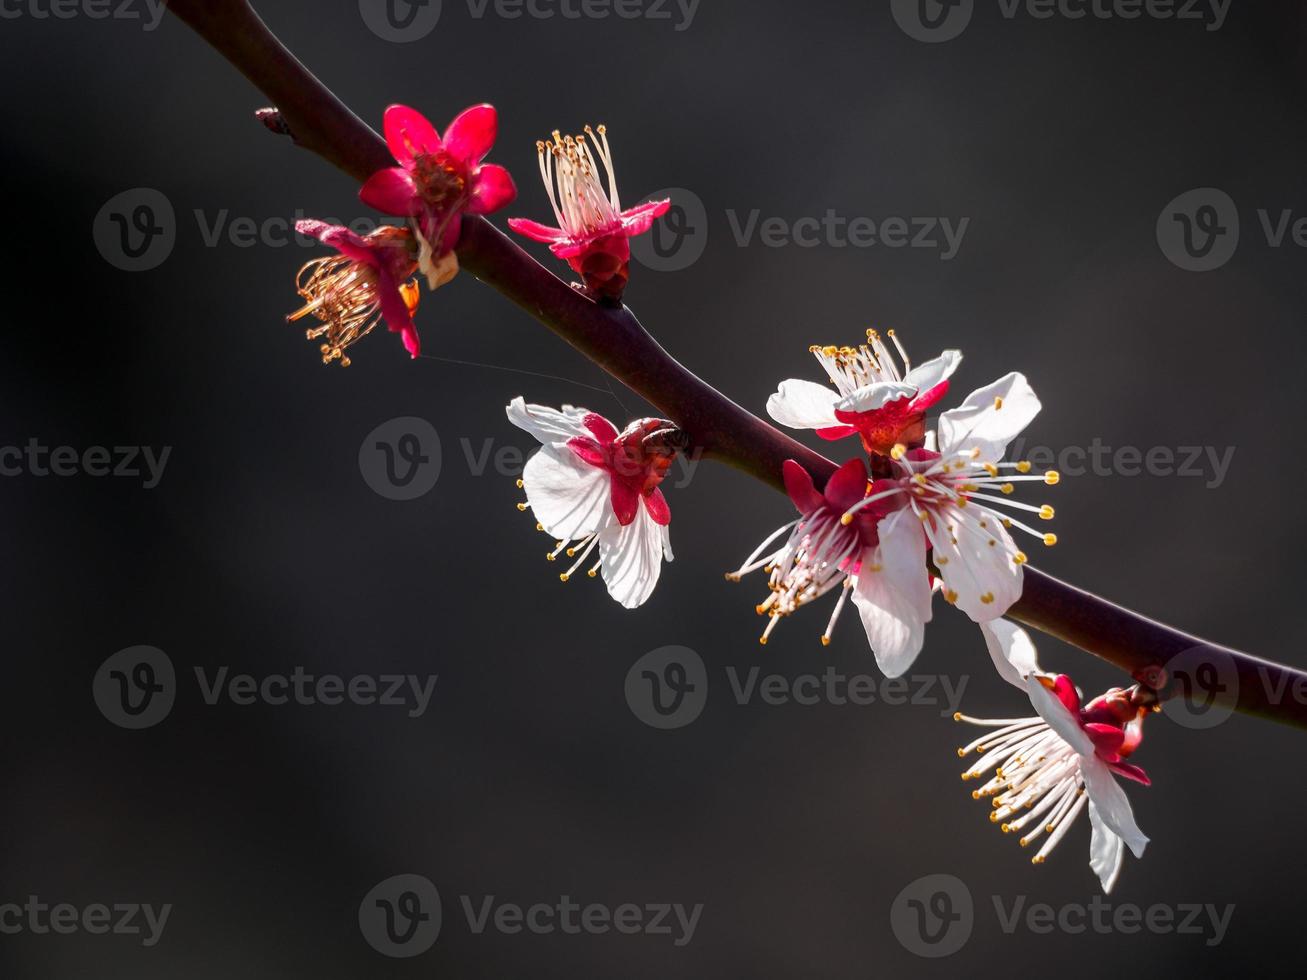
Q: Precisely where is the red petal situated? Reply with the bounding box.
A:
[383,105,442,169]
[376,279,420,358]
[566,437,605,468]
[644,487,671,526]
[508,217,567,244]
[1107,760,1151,786]
[442,104,498,167]
[466,164,517,215]
[620,199,671,237]
[815,425,858,441]
[582,413,619,445]
[910,379,951,412]
[823,457,869,515]
[359,168,419,216]
[1084,723,1126,761]
[610,479,640,527]
[1049,675,1082,715]
[782,460,824,514]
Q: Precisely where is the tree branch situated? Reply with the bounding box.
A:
[166,0,1307,730]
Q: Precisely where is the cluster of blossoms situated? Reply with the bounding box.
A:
[283,101,1150,892]
[289,104,516,364]
[289,106,671,364]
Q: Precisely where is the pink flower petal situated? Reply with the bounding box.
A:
[383,104,442,169]
[359,167,419,217]
[782,460,824,515]
[442,104,498,167]
[644,487,671,526]
[298,221,377,266]
[815,425,858,441]
[610,479,640,527]
[620,199,671,237]
[508,217,567,244]
[566,437,606,469]
[1106,760,1151,786]
[466,164,517,215]
[582,413,619,445]
[376,280,420,358]
[910,379,952,413]
[823,458,870,515]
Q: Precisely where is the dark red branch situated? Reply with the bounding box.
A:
[166,0,1307,730]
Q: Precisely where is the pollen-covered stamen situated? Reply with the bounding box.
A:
[808,328,912,397]
[954,707,1105,867]
[288,255,420,367]
[894,448,1060,551]
[537,125,622,240]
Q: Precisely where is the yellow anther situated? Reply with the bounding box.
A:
[891,443,908,460]
[559,573,570,582]
[994,396,1004,410]
[840,513,854,526]
[587,569,597,578]
[1000,483,1015,495]
[516,479,525,489]
[821,636,832,647]
[516,503,528,512]
[1043,533,1058,547]
[1039,505,1055,520]
[952,712,963,722]
[1016,461,1032,474]
[984,463,999,477]
[1013,551,1028,565]
[1045,470,1061,486]
[944,589,959,604]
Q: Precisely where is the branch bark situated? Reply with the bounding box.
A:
[166,0,1307,730]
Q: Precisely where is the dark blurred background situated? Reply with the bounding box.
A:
[3,0,1306,976]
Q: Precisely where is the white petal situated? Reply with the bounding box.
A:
[937,372,1041,461]
[659,523,675,562]
[834,381,918,415]
[851,510,934,678]
[1025,675,1096,756]
[1080,755,1149,859]
[980,620,1043,691]
[506,397,595,445]
[766,380,840,430]
[523,444,610,540]
[925,504,1023,622]
[598,506,668,609]
[902,349,962,394]
[1088,801,1126,894]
